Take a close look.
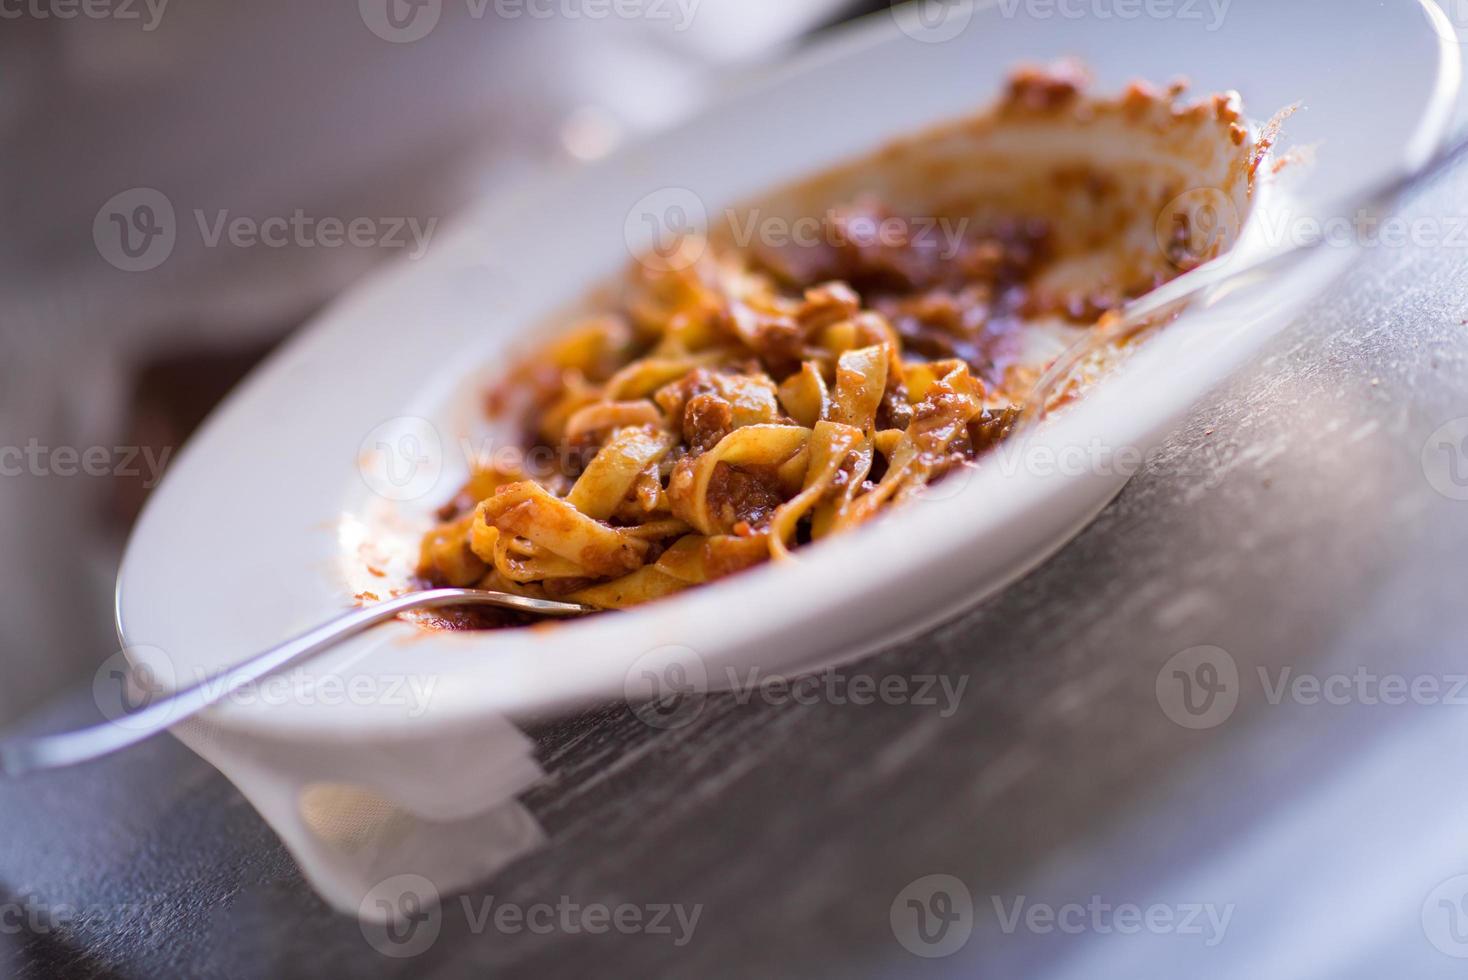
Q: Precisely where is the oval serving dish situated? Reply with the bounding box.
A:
[118,0,1459,742]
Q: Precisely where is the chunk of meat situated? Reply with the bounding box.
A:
[655,367,782,452]
[704,462,786,531]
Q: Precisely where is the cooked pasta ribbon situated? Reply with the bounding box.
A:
[567,426,676,520]
[829,345,888,431]
[491,532,590,583]
[567,565,689,609]
[769,421,866,561]
[475,482,648,577]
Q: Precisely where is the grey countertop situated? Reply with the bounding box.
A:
[6,93,1468,980]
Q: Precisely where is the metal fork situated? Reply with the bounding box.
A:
[0,589,593,776]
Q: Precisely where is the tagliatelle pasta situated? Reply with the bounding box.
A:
[414,65,1259,622]
[416,210,1040,615]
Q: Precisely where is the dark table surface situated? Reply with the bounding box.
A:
[6,138,1468,980]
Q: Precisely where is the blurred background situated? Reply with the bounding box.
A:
[0,0,885,725]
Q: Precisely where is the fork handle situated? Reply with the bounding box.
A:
[0,589,575,776]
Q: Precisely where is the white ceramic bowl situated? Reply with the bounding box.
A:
[118,0,1460,744]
